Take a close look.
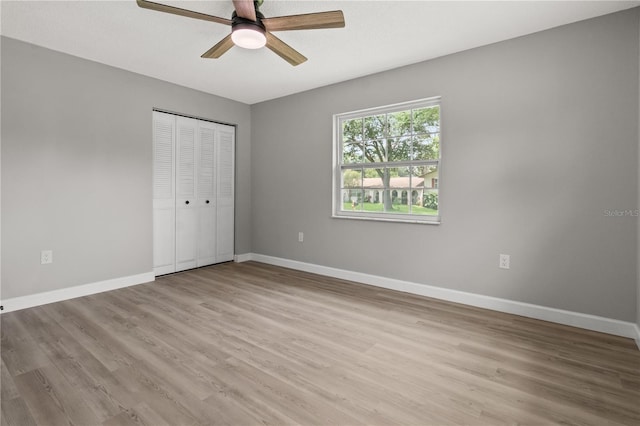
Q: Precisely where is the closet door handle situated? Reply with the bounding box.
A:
[206,200,210,204]
[185,200,190,205]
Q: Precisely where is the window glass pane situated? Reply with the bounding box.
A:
[363,139,384,163]
[414,165,438,216]
[341,169,363,210]
[364,115,386,140]
[388,166,411,213]
[388,136,411,161]
[341,189,363,211]
[412,134,440,160]
[419,189,438,215]
[342,168,362,188]
[413,106,440,135]
[343,141,363,164]
[342,118,363,163]
[343,118,363,141]
[388,110,412,137]
[360,167,385,213]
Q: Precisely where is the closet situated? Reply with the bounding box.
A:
[152,110,235,276]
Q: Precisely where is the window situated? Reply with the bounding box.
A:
[333,97,441,224]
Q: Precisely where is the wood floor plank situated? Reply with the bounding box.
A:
[110,365,204,426]
[102,402,172,426]
[13,366,102,426]
[0,314,51,377]
[0,395,38,426]
[1,357,21,402]
[1,261,639,426]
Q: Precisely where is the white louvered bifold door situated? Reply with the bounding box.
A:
[216,124,235,262]
[152,111,176,275]
[197,121,217,267]
[152,112,235,276]
[175,116,198,272]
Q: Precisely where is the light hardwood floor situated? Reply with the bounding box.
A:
[1,261,639,425]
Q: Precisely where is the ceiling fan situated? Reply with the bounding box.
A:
[137,0,345,66]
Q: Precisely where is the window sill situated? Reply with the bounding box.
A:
[332,213,441,225]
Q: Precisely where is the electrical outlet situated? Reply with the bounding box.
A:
[41,250,53,265]
[499,254,510,269]
[298,232,304,243]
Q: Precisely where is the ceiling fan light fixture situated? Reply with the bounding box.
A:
[231,24,267,49]
[137,0,345,65]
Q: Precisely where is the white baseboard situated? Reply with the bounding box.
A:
[244,253,639,342]
[234,253,253,263]
[0,271,155,314]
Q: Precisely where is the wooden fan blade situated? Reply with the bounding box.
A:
[265,32,307,66]
[137,0,231,25]
[201,34,235,59]
[263,10,345,32]
[232,0,257,21]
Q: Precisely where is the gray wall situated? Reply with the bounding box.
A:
[1,37,251,299]
[638,10,640,335]
[251,9,639,322]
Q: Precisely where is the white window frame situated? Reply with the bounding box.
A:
[332,97,441,224]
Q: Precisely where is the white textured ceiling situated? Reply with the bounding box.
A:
[2,0,639,104]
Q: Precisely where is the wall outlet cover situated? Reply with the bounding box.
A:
[499,254,510,269]
[41,250,53,265]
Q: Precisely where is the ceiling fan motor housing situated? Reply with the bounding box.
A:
[231,11,266,33]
